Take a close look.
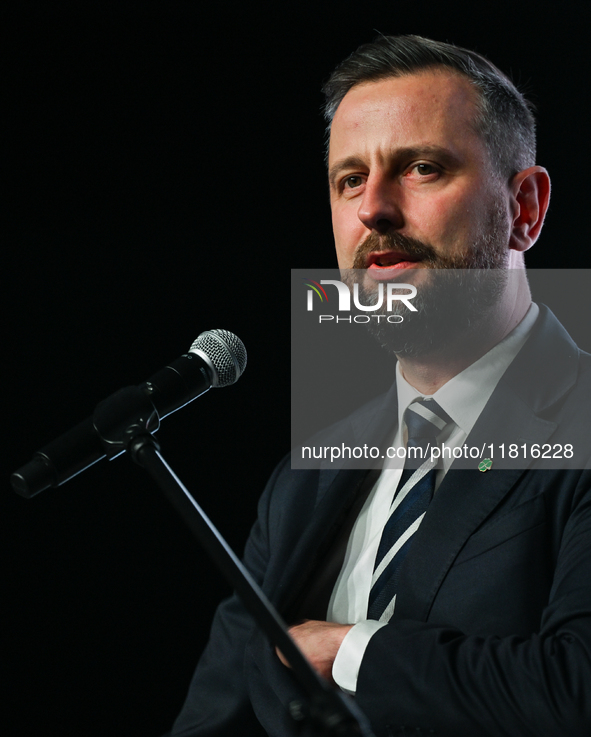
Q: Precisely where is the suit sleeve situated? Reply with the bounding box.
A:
[355,469,591,737]
[169,456,290,737]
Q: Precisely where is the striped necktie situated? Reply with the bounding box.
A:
[367,398,452,622]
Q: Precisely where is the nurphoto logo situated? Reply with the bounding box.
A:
[304,278,417,324]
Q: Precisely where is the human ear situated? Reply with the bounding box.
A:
[508,166,551,252]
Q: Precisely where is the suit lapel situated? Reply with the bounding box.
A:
[276,381,400,614]
[273,467,369,615]
[395,306,579,622]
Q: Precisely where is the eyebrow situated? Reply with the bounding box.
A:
[328,146,462,190]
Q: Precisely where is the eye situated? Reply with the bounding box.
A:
[409,162,439,177]
[344,175,364,189]
[414,163,437,175]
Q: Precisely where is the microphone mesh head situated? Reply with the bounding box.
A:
[189,329,247,387]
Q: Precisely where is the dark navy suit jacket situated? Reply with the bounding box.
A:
[170,306,591,737]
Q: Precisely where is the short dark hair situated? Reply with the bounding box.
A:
[322,35,536,179]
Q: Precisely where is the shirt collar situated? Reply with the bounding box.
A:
[395,303,540,436]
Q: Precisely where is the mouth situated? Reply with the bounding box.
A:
[365,251,422,278]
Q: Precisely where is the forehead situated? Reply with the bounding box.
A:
[328,70,486,165]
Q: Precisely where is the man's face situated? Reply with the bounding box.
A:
[328,70,511,279]
[328,70,516,356]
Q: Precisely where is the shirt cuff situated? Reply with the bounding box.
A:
[332,620,387,694]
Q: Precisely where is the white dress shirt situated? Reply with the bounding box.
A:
[327,303,539,694]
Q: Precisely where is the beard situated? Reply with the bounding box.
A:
[341,199,511,358]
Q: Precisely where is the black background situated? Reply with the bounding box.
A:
[4,3,590,735]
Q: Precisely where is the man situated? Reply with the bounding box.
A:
[168,36,591,736]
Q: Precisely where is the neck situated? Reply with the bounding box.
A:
[397,276,531,395]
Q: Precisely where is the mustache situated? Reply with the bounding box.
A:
[352,232,443,269]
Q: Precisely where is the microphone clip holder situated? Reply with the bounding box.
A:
[93,385,160,459]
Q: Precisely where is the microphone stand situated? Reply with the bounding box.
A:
[129,435,374,737]
[53,385,375,737]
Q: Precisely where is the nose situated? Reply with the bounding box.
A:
[357,174,403,234]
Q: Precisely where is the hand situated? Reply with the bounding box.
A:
[276,619,353,684]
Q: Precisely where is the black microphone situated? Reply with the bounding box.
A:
[11,329,247,499]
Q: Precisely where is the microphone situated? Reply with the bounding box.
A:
[11,329,247,499]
